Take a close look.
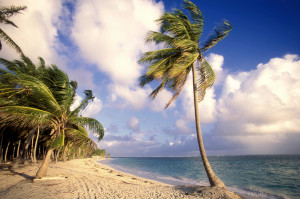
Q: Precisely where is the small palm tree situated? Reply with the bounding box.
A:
[139,0,232,188]
[0,57,104,178]
[0,5,26,56]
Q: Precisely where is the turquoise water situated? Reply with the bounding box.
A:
[100,155,300,199]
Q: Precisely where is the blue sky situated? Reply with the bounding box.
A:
[1,0,300,156]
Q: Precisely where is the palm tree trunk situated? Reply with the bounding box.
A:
[30,135,34,162]
[192,63,225,188]
[12,145,15,160]
[0,134,3,162]
[23,131,35,164]
[5,141,10,163]
[55,149,60,163]
[33,127,40,163]
[16,140,21,158]
[35,148,53,179]
[63,147,67,162]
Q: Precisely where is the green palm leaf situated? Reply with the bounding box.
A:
[0,106,54,129]
[69,117,104,141]
[0,29,24,55]
[201,20,232,52]
[196,59,215,102]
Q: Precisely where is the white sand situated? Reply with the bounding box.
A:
[0,158,243,198]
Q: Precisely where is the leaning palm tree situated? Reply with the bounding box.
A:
[0,57,104,178]
[139,0,232,188]
[0,5,26,56]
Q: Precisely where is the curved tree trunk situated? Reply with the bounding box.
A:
[192,63,225,188]
[33,127,40,163]
[35,148,53,179]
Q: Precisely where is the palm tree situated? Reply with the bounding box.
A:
[138,0,232,188]
[0,5,26,56]
[0,57,104,178]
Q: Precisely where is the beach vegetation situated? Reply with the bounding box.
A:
[0,56,104,178]
[93,148,106,157]
[138,0,232,188]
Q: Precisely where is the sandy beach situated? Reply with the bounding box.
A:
[0,158,243,199]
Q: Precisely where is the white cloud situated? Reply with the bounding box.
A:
[176,119,191,133]
[150,88,176,112]
[81,97,102,117]
[70,94,82,111]
[1,0,62,64]
[71,0,164,110]
[67,67,96,90]
[71,0,163,86]
[108,84,148,110]
[128,116,140,131]
[217,54,300,135]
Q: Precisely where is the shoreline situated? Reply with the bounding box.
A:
[0,158,243,198]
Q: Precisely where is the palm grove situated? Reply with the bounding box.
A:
[0,5,105,178]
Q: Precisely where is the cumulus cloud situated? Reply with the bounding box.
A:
[81,97,102,117]
[71,0,168,110]
[176,119,192,133]
[217,54,300,135]
[128,116,140,131]
[1,0,62,64]
[149,88,176,111]
[212,54,300,153]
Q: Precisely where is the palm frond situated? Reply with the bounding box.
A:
[182,0,204,41]
[196,59,215,102]
[201,20,232,52]
[69,117,104,141]
[41,65,75,111]
[0,106,55,129]
[138,48,179,64]
[145,31,174,47]
[165,70,189,108]
[157,12,191,41]
[168,52,198,77]
[51,130,65,149]
[69,90,94,117]
[0,6,27,19]
[0,29,24,56]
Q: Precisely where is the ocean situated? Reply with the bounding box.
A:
[100,155,300,199]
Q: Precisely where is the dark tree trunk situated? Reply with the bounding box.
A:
[30,135,34,162]
[35,148,53,179]
[22,131,35,164]
[5,141,10,163]
[0,134,3,162]
[16,140,21,158]
[12,145,15,160]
